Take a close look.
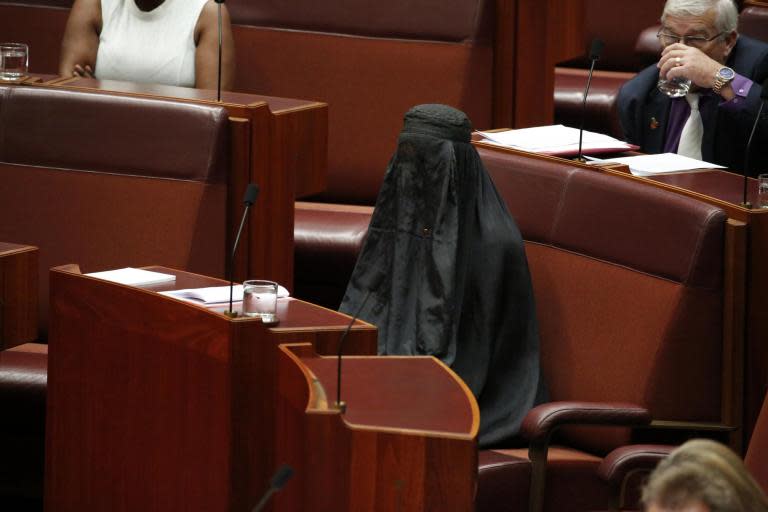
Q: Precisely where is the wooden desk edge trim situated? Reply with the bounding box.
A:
[0,244,39,256]
[33,82,271,111]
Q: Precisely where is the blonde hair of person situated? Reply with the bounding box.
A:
[642,439,768,512]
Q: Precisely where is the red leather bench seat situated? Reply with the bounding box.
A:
[0,343,47,510]
[0,85,230,334]
[294,202,374,309]
[475,147,728,511]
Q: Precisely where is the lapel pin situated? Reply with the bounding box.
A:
[650,117,659,130]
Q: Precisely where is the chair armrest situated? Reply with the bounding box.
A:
[597,444,674,487]
[520,402,652,443]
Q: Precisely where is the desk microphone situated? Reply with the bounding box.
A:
[576,38,605,162]
[251,464,294,512]
[226,183,259,317]
[741,77,768,208]
[335,272,384,413]
[214,0,225,102]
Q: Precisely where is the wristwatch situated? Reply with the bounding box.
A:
[712,66,735,95]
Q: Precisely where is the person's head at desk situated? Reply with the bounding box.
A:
[59,0,235,90]
[642,439,768,512]
[617,0,768,174]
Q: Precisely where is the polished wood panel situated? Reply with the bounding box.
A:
[0,243,38,348]
[46,265,376,512]
[499,0,586,128]
[274,344,478,511]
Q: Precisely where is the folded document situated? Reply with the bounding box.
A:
[86,267,176,286]
[476,125,636,156]
[160,285,290,305]
[593,153,725,176]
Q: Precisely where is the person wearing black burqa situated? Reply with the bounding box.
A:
[339,104,544,447]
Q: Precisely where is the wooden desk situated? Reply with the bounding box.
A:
[46,266,377,512]
[275,344,478,511]
[32,77,328,287]
[0,243,38,349]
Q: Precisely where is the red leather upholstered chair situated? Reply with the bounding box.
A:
[474,148,741,512]
[0,84,230,508]
[232,0,501,308]
[597,389,768,510]
[0,343,47,510]
[740,4,768,43]
[0,84,230,336]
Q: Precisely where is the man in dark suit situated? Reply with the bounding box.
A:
[617,0,768,176]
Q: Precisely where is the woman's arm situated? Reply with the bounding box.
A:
[194,1,235,90]
[59,0,102,78]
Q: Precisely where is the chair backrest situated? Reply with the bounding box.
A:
[478,147,732,456]
[0,85,230,336]
[226,0,496,205]
[740,5,768,42]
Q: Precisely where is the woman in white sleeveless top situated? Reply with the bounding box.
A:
[59,0,234,89]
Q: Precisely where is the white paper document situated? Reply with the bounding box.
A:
[160,285,290,305]
[86,267,176,286]
[595,153,725,177]
[476,125,634,155]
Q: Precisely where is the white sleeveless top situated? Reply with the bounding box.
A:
[95,0,209,87]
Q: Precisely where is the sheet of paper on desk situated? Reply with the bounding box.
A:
[85,267,176,286]
[476,125,634,154]
[597,153,725,176]
[160,285,290,305]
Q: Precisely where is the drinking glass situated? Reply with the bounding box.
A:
[242,280,278,323]
[657,76,691,98]
[758,174,768,209]
[0,43,29,81]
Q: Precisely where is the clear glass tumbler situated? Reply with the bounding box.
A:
[242,280,278,323]
[0,43,29,80]
[657,76,691,98]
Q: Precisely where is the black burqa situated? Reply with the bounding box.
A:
[339,104,543,447]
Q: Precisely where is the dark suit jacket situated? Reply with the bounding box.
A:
[617,35,768,176]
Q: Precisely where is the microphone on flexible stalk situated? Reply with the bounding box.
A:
[576,38,605,162]
[251,464,294,512]
[214,0,225,102]
[335,271,385,413]
[226,183,260,317]
[741,77,768,208]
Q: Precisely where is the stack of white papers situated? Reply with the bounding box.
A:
[86,267,176,287]
[476,125,634,155]
[160,285,290,305]
[592,153,725,177]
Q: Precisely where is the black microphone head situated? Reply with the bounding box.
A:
[243,183,260,206]
[270,464,294,490]
[589,38,605,61]
[761,77,768,101]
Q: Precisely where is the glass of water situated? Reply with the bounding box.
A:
[242,280,279,324]
[0,43,29,81]
[758,174,768,209]
[658,76,691,98]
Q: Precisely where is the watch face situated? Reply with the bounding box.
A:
[719,67,735,80]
